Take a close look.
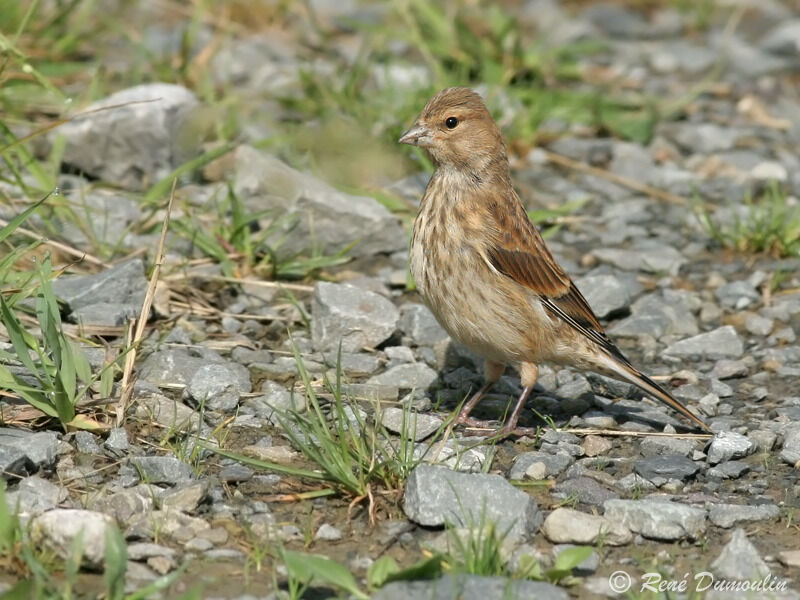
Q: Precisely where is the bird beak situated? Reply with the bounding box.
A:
[398,124,432,147]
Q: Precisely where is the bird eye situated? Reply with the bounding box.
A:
[445,117,459,129]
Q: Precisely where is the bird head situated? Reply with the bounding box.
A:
[399,87,507,178]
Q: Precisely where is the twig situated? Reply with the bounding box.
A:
[542,150,698,207]
[561,428,712,439]
[462,424,712,439]
[165,273,314,293]
[0,218,109,268]
[167,300,304,323]
[116,180,176,426]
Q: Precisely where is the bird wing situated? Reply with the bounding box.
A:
[483,194,630,364]
[483,195,710,432]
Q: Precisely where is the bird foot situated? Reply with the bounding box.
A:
[456,415,498,430]
[497,424,539,438]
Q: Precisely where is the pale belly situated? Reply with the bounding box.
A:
[410,231,554,365]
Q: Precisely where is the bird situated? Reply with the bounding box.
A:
[398,87,711,436]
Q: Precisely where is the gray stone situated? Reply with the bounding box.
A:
[509,451,573,480]
[31,509,115,568]
[230,346,273,367]
[711,529,770,580]
[184,537,212,552]
[780,426,800,465]
[748,430,777,452]
[384,346,415,364]
[710,359,749,379]
[311,282,399,352]
[104,428,130,454]
[745,314,774,336]
[610,291,697,339]
[74,431,103,455]
[218,463,253,482]
[233,146,406,258]
[582,435,612,457]
[583,3,680,39]
[0,428,59,469]
[186,363,243,411]
[399,303,450,346]
[243,381,306,427]
[139,347,250,390]
[707,431,755,465]
[609,141,656,181]
[0,446,32,480]
[127,542,178,561]
[314,523,343,541]
[52,259,147,326]
[593,241,686,276]
[708,503,780,528]
[6,476,67,515]
[326,352,381,376]
[778,550,800,569]
[210,36,302,95]
[367,363,438,390]
[639,436,697,457]
[134,393,196,432]
[715,281,761,309]
[92,488,154,523]
[54,188,143,249]
[634,454,700,481]
[127,509,210,541]
[586,373,638,400]
[603,499,706,541]
[712,31,792,78]
[372,574,568,600]
[574,274,639,318]
[556,376,593,401]
[403,465,542,542]
[380,407,442,441]
[129,456,195,485]
[760,20,800,56]
[413,439,490,474]
[668,41,717,73]
[670,122,739,154]
[552,476,619,506]
[664,326,744,360]
[161,481,208,513]
[616,473,657,493]
[341,383,399,402]
[542,507,631,546]
[707,460,750,479]
[710,379,734,398]
[56,83,199,190]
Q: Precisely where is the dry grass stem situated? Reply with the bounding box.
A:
[116,180,176,425]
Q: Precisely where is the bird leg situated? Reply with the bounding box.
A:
[498,386,534,437]
[455,360,504,427]
[498,362,538,437]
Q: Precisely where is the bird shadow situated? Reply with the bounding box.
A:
[428,343,700,434]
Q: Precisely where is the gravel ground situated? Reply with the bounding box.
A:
[2,1,800,598]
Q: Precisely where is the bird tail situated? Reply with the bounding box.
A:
[594,353,711,433]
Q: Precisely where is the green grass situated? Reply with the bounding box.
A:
[208,344,448,519]
[171,183,351,280]
[0,195,120,430]
[276,521,592,597]
[695,181,800,257]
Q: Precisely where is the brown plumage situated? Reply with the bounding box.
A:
[399,87,710,435]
